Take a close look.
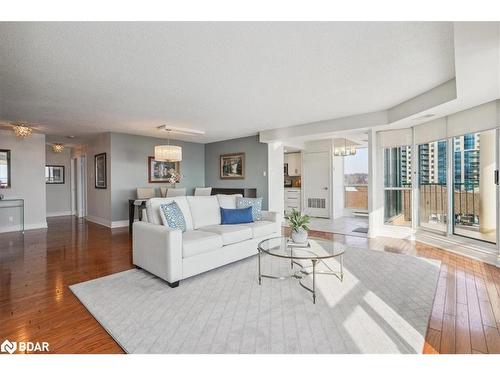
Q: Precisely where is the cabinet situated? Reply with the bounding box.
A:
[284,152,301,176]
[284,188,301,214]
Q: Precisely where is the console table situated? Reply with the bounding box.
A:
[0,198,25,233]
[129,199,147,233]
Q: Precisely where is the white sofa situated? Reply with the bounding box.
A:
[132,194,281,287]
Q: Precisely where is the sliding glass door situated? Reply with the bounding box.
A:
[383,146,412,227]
[418,140,447,233]
[453,130,497,244]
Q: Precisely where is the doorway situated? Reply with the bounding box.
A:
[71,156,87,218]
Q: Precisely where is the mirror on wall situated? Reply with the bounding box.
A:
[0,149,11,188]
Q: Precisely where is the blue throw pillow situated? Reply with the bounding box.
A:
[159,202,187,232]
[236,197,263,221]
[220,207,254,225]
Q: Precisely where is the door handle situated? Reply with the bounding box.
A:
[323,187,328,190]
[495,170,499,185]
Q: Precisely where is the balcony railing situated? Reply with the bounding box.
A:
[344,185,368,210]
[418,182,479,227]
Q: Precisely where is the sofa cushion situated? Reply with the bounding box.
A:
[146,197,193,230]
[241,220,277,238]
[182,230,223,258]
[216,194,243,209]
[187,196,221,229]
[202,224,252,245]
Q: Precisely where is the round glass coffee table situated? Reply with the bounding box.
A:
[257,236,345,304]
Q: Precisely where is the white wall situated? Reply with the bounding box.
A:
[45,145,72,217]
[332,155,345,219]
[0,130,47,232]
[267,142,284,225]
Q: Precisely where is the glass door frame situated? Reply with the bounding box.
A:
[450,129,498,245]
[414,137,449,235]
[413,128,499,251]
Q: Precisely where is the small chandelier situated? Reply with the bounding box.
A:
[12,123,33,138]
[52,143,65,153]
[334,138,356,157]
[155,129,182,162]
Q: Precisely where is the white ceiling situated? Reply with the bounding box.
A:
[0,22,455,143]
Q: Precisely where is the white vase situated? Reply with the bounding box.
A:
[291,228,308,243]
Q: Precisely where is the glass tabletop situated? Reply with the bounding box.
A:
[258,236,345,260]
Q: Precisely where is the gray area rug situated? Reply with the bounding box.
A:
[70,245,440,354]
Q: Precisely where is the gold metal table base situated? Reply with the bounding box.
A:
[258,250,343,304]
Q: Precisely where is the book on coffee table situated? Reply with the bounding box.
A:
[286,239,311,248]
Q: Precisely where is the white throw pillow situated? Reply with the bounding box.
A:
[187,196,222,229]
[216,194,243,209]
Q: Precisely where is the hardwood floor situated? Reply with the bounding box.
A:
[1,217,499,354]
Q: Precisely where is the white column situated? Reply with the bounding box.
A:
[267,142,284,227]
[479,129,496,236]
[368,129,382,238]
[411,127,418,240]
[447,138,454,236]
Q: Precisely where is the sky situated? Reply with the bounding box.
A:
[343,147,368,175]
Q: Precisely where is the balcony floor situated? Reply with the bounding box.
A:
[307,216,369,237]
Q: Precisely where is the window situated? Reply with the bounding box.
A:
[384,146,412,226]
[343,148,368,210]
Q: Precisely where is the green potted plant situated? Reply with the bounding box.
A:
[286,209,310,243]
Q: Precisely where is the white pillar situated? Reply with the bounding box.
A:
[267,142,284,227]
[479,129,496,236]
[410,127,418,240]
[368,129,382,238]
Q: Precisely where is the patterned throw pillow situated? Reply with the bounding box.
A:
[159,202,187,232]
[236,197,263,221]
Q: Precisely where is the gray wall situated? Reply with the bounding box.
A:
[86,132,112,224]
[110,132,205,221]
[0,130,47,232]
[45,145,72,216]
[205,135,269,209]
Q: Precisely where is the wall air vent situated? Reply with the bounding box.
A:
[308,198,326,209]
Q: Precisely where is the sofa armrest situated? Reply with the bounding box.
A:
[132,221,183,283]
[261,210,279,223]
[261,211,282,235]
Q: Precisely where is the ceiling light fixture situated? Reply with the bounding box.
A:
[334,138,356,157]
[12,123,33,138]
[155,129,182,162]
[52,143,65,153]
[157,125,205,136]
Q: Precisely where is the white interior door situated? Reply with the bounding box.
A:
[303,151,330,218]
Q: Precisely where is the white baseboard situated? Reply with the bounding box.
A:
[111,220,129,228]
[0,222,48,234]
[46,211,73,217]
[85,215,112,228]
[85,216,130,229]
